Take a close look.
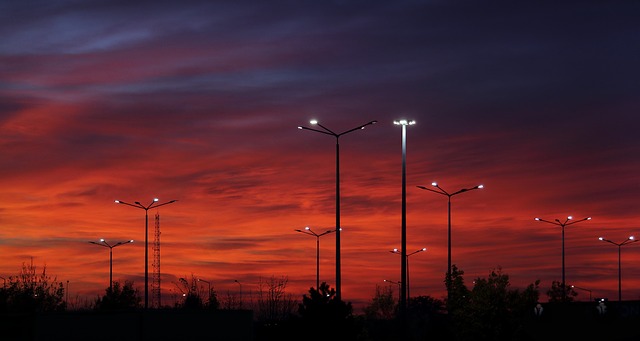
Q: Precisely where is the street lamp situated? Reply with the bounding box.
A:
[417,182,483,302]
[234,279,242,308]
[535,215,591,301]
[389,247,426,301]
[383,279,402,301]
[599,235,639,302]
[295,226,336,289]
[394,119,415,317]
[115,198,177,309]
[298,119,377,300]
[198,278,211,302]
[88,238,134,290]
[571,285,592,301]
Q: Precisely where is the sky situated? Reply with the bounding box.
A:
[1,0,639,311]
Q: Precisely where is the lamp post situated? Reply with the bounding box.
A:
[198,278,211,302]
[383,279,402,301]
[417,182,483,303]
[393,119,415,318]
[599,236,639,302]
[535,216,591,301]
[234,279,242,308]
[298,119,377,300]
[115,198,177,309]
[295,226,336,289]
[389,247,426,300]
[88,239,134,290]
[571,285,592,301]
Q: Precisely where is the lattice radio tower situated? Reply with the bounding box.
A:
[151,212,161,308]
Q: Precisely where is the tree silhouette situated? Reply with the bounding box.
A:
[298,282,355,339]
[363,284,396,320]
[255,275,297,322]
[449,266,541,341]
[0,260,65,313]
[94,280,141,310]
[546,280,577,303]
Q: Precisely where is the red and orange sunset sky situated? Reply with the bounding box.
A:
[1,1,639,311]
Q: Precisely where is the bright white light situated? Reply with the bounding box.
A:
[310,120,318,124]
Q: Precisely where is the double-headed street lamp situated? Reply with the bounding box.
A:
[535,215,591,301]
[417,182,483,302]
[295,226,336,289]
[389,247,426,301]
[88,239,133,290]
[298,119,377,300]
[599,236,639,302]
[115,198,177,309]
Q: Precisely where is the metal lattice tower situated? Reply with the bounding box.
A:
[151,212,161,308]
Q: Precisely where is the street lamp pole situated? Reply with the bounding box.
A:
[389,247,426,300]
[234,279,242,308]
[198,278,211,302]
[88,239,134,291]
[384,279,402,301]
[115,198,177,309]
[394,119,415,317]
[298,119,377,300]
[417,182,483,303]
[599,236,639,302]
[535,216,591,301]
[571,285,592,301]
[295,226,336,289]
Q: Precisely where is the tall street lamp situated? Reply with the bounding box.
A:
[535,215,591,301]
[115,198,177,309]
[599,235,639,302]
[383,279,402,301]
[88,238,133,290]
[571,285,592,301]
[389,247,426,300]
[298,119,377,300]
[394,119,415,318]
[417,182,483,303]
[295,226,336,289]
[234,279,242,308]
[198,278,211,302]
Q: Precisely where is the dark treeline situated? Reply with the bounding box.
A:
[2,261,640,341]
